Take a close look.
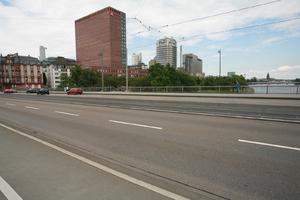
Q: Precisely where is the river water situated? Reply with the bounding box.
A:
[249,84,299,94]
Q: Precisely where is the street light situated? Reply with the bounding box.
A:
[99,51,104,92]
[125,48,128,92]
[218,49,221,77]
[218,49,222,93]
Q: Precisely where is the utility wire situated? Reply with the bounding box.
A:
[130,0,281,35]
[178,16,300,42]
[129,16,300,50]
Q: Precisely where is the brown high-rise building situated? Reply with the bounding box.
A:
[75,7,127,70]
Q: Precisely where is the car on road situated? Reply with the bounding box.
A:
[37,88,50,95]
[3,88,17,93]
[26,88,39,94]
[67,88,83,95]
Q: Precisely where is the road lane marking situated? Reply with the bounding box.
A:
[54,111,79,117]
[108,105,121,108]
[6,103,15,106]
[0,176,23,200]
[25,106,40,110]
[0,123,188,200]
[238,139,300,151]
[109,120,163,130]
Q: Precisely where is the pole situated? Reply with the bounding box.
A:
[218,50,221,93]
[180,45,182,68]
[126,48,128,92]
[99,51,104,92]
[218,49,221,77]
[126,64,128,92]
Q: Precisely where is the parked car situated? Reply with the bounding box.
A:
[67,88,83,95]
[37,88,49,95]
[26,88,39,94]
[3,88,16,93]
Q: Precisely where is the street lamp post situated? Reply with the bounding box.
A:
[125,48,128,92]
[99,52,104,92]
[218,50,222,93]
[218,50,221,77]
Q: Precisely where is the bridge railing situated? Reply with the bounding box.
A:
[49,84,300,94]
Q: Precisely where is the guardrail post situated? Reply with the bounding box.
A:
[297,85,299,94]
[166,86,168,93]
[266,85,269,94]
[181,86,184,93]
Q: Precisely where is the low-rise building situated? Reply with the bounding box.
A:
[227,72,236,77]
[97,67,148,78]
[0,53,43,89]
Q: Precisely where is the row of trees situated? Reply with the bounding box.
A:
[59,64,247,88]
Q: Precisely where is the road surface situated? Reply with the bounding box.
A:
[0,94,299,200]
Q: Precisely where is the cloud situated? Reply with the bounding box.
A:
[274,65,300,72]
[247,65,300,79]
[262,36,282,45]
[0,0,300,79]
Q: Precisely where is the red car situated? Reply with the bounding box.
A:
[3,88,16,93]
[67,88,83,95]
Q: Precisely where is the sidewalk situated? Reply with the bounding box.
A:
[8,91,300,100]
[62,91,300,100]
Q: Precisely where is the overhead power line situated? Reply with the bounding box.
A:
[178,16,300,42]
[129,16,300,50]
[130,0,281,35]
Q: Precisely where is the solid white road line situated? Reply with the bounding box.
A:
[0,176,23,200]
[109,120,163,130]
[25,106,40,110]
[238,139,300,151]
[54,111,79,117]
[0,123,188,200]
[6,103,15,106]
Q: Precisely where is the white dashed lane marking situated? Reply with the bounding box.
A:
[238,139,300,151]
[25,106,40,110]
[0,176,23,200]
[109,120,163,130]
[54,111,80,117]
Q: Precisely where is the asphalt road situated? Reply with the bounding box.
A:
[0,94,300,199]
[2,93,300,122]
[0,126,170,200]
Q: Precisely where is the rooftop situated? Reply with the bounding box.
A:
[75,6,124,23]
[1,53,40,65]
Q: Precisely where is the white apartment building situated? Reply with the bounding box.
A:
[44,65,71,88]
[156,37,177,68]
[42,57,76,88]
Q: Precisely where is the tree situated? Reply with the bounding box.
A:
[79,69,99,87]
[247,77,257,82]
[70,65,83,86]
[148,63,196,86]
[266,73,270,81]
[59,73,73,88]
[294,78,300,85]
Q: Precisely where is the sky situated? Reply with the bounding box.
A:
[0,0,300,79]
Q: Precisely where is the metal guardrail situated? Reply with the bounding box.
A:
[49,85,300,94]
